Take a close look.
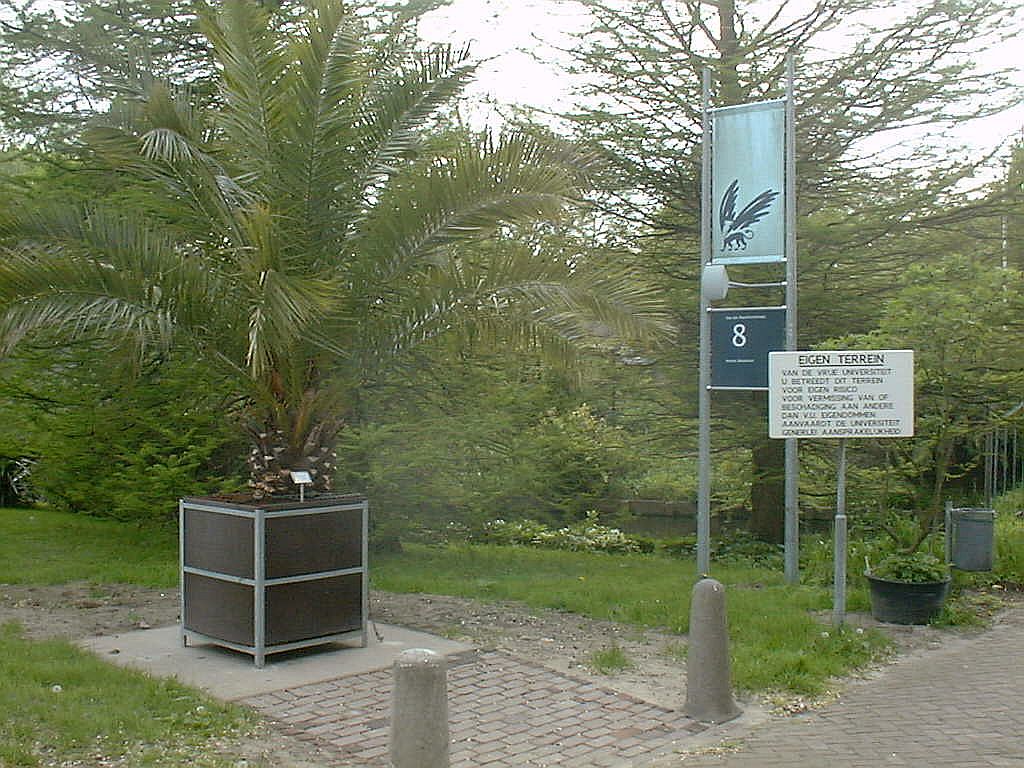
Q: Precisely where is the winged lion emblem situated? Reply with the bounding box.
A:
[719,179,779,252]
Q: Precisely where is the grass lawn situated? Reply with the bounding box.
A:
[0,623,251,767]
[0,507,246,766]
[371,543,890,694]
[1,497,1019,766]
[1,506,892,696]
[0,504,895,765]
[0,507,177,587]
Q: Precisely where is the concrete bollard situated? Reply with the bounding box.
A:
[683,578,741,724]
[389,648,449,768]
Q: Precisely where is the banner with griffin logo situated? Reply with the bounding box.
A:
[711,99,786,264]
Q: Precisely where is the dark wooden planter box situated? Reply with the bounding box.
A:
[180,494,368,667]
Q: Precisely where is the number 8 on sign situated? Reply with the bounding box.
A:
[709,308,785,389]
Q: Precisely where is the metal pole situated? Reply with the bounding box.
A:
[179,500,187,647]
[697,67,713,576]
[1001,427,1009,497]
[254,510,266,668]
[783,54,799,584]
[944,500,953,565]
[361,499,370,648]
[832,438,847,629]
[985,430,994,506]
[832,439,847,627]
[832,511,847,627]
[836,439,847,521]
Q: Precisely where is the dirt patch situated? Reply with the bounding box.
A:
[0,583,179,640]
[371,591,691,708]
[1,582,1006,691]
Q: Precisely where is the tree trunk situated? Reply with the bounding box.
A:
[749,436,785,543]
[246,418,341,498]
[748,394,785,543]
[717,0,744,105]
[910,436,955,550]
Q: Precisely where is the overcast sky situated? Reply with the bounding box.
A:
[419,0,588,114]
[419,0,1024,167]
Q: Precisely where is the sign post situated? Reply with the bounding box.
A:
[783,56,798,585]
[697,58,796,579]
[833,439,847,627]
[768,349,915,624]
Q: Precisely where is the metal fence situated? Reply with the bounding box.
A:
[984,404,1023,505]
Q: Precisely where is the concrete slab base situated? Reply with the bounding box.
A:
[79,623,473,701]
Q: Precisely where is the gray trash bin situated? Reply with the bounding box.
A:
[950,507,996,571]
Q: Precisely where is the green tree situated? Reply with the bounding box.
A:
[557,0,1023,540]
[337,346,643,528]
[833,256,1024,541]
[0,343,247,520]
[0,0,670,497]
[0,0,375,147]
[0,0,210,148]
[563,0,1019,244]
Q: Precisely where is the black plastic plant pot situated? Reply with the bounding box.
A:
[865,573,951,625]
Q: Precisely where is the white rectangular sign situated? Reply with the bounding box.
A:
[768,350,914,439]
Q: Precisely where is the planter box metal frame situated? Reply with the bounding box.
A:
[180,494,368,667]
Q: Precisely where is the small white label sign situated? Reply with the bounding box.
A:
[768,350,914,439]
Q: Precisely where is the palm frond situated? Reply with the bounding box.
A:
[0,205,231,358]
[0,294,170,360]
[199,0,289,191]
[233,204,339,376]
[351,238,673,372]
[355,132,592,288]
[0,241,179,361]
[354,45,478,195]
[139,127,204,165]
[275,1,366,260]
[141,79,204,146]
[84,80,252,249]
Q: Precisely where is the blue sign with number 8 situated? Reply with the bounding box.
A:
[710,308,786,389]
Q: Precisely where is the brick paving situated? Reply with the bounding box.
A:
[653,606,1024,767]
[244,650,708,767]
[244,606,1024,767]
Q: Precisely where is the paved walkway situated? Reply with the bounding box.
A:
[242,605,1024,767]
[654,606,1024,767]
[245,650,708,767]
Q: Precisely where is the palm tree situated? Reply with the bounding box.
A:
[0,0,671,497]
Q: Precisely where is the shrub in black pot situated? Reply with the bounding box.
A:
[865,549,950,625]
